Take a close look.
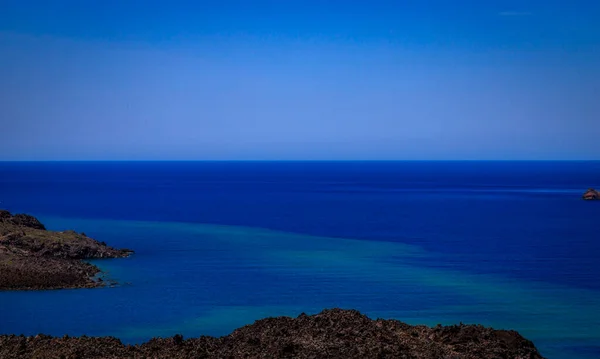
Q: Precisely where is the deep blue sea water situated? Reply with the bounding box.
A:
[1,161,599,358]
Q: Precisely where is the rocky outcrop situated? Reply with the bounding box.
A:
[0,210,132,290]
[0,256,103,290]
[0,228,131,259]
[0,210,46,230]
[0,309,545,358]
[583,188,600,200]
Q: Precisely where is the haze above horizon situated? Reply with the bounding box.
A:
[1,1,599,161]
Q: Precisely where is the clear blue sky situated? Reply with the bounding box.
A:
[1,0,599,160]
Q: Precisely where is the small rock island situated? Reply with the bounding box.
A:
[0,210,132,290]
[583,188,600,200]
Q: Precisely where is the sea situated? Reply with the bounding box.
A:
[0,161,599,358]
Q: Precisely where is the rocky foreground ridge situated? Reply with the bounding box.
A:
[0,210,132,290]
[0,309,544,359]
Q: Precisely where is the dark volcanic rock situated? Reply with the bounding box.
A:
[583,188,600,200]
[0,210,132,290]
[0,210,12,219]
[0,211,46,230]
[0,255,101,290]
[0,228,131,259]
[0,309,545,359]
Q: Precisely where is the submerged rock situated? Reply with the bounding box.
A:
[583,188,600,200]
[0,210,132,290]
[0,309,545,358]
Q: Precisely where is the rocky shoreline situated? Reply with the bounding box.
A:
[0,211,546,358]
[0,309,545,358]
[0,210,132,290]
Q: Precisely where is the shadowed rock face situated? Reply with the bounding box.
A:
[583,188,600,200]
[0,210,132,290]
[0,309,545,359]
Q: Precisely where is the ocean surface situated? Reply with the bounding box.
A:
[1,161,599,358]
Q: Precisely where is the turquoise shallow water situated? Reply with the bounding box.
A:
[1,161,600,358]
[2,216,599,359]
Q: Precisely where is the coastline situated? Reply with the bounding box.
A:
[0,210,132,290]
[0,211,548,358]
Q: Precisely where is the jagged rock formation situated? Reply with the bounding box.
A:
[583,188,600,200]
[0,210,132,290]
[0,309,545,358]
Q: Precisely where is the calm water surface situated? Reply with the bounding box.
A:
[1,161,599,358]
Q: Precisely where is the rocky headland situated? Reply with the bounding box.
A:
[583,188,600,200]
[0,309,545,359]
[0,210,132,290]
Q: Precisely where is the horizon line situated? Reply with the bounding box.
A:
[1,159,599,163]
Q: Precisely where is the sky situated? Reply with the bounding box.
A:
[1,0,599,160]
